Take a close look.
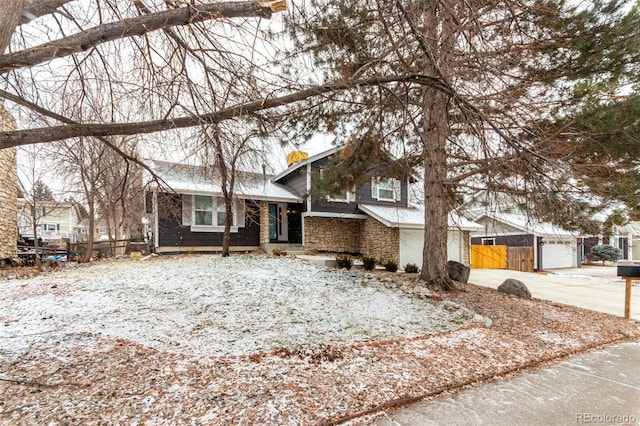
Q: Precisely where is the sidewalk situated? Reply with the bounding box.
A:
[373,341,640,426]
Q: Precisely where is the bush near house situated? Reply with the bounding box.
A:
[404,263,419,273]
[335,254,353,270]
[589,245,622,266]
[362,256,376,271]
[384,260,398,272]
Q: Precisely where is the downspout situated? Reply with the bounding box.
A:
[153,190,159,250]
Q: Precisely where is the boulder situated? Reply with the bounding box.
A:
[497,278,531,299]
[447,260,470,284]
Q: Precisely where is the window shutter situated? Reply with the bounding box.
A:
[371,177,378,200]
[182,194,193,226]
[393,179,402,201]
[235,199,246,228]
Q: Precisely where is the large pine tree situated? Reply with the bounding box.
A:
[279,0,639,289]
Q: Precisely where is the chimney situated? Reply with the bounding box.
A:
[286,151,308,167]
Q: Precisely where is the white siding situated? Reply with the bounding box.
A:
[399,229,464,269]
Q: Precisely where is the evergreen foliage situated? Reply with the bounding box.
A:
[589,244,622,265]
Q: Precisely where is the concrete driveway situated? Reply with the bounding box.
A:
[469,266,640,320]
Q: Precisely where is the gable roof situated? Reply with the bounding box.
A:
[273,146,341,182]
[473,211,575,238]
[145,160,302,203]
[359,204,483,231]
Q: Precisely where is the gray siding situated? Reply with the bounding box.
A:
[277,168,307,198]
[309,158,410,213]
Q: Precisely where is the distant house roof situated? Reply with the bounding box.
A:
[359,204,483,231]
[145,160,302,203]
[474,211,575,238]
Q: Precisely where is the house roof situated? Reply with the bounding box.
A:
[273,146,341,182]
[145,160,302,203]
[616,221,640,237]
[474,211,575,238]
[359,204,483,231]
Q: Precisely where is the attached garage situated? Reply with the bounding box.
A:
[399,229,466,268]
[359,204,482,270]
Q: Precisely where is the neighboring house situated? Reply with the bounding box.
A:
[74,218,113,242]
[471,212,578,270]
[145,147,481,267]
[463,190,633,270]
[17,199,82,243]
[613,221,640,261]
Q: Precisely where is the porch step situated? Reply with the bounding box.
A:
[261,243,305,255]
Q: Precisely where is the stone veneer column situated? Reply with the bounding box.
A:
[359,217,399,264]
[462,230,471,266]
[259,200,270,245]
[0,104,17,259]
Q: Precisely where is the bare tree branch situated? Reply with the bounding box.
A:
[0,74,452,147]
[0,0,285,73]
[21,0,73,24]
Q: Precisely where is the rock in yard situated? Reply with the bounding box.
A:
[447,260,470,284]
[497,278,531,299]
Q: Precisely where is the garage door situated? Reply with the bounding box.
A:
[399,229,463,269]
[541,240,576,269]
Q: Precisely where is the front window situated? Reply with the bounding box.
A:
[216,199,227,226]
[195,195,213,226]
[193,195,236,227]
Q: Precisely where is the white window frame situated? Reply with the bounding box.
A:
[482,238,496,246]
[320,169,355,203]
[372,177,401,202]
[188,195,242,233]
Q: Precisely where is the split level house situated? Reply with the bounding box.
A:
[144,147,481,267]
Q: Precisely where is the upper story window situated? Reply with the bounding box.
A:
[372,177,401,202]
[319,169,355,203]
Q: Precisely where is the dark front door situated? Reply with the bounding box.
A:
[287,203,303,244]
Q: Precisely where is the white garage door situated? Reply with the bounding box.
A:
[541,240,576,269]
[399,229,463,269]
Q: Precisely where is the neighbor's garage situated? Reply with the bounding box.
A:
[541,239,577,269]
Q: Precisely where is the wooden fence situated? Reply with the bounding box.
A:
[471,245,507,269]
[67,239,150,261]
[471,245,535,272]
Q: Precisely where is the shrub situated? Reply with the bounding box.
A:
[335,254,353,270]
[272,247,287,256]
[362,256,377,271]
[589,245,622,266]
[384,260,398,272]
[404,263,419,273]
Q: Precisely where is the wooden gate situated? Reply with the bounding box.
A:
[507,246,534,272]
[471,245,507,269]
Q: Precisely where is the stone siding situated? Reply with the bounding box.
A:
[303,217,362,253]
[359,217,399,264]
[259,201,270,245]
[0,105,17,259]
[462,230,471,266]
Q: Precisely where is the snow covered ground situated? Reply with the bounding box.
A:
[1,255,476,358]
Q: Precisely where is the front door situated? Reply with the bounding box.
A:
[268,203,288,242]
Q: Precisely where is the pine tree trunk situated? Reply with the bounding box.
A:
[419,87,455,291]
